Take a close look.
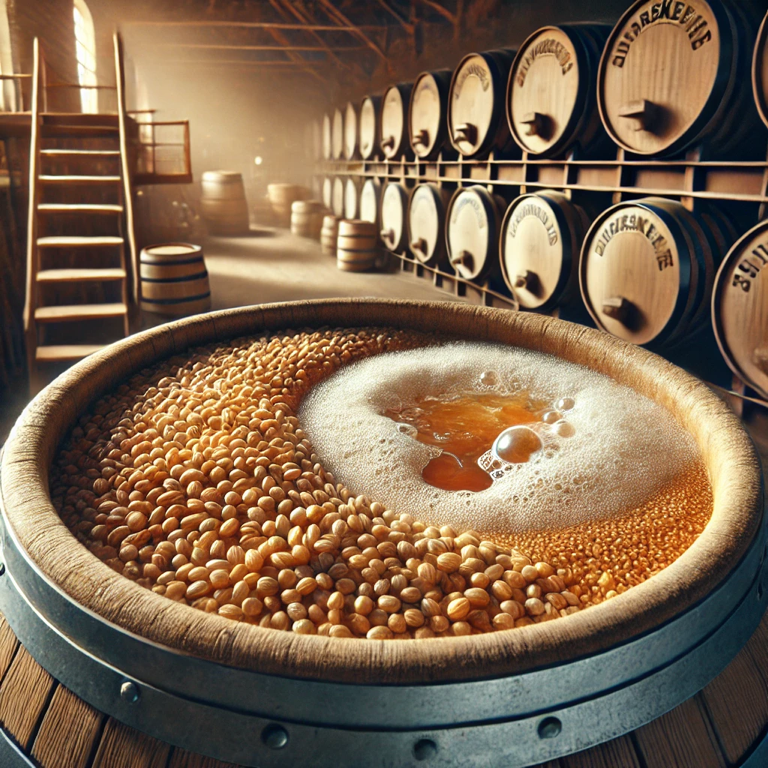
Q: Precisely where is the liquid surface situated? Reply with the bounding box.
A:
[385,392,543,492]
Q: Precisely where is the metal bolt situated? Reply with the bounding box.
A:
[413,738,438,761]
[120,681,140,704]
[538,717,562,740]
[262,724,289,750]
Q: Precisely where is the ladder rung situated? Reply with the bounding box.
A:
[37,203,124,214]
[41,149,121,157]
[35,344,105,362]
[36,268,126,283]
[39,175,121,184]
[34,303,128,322]
[37,236,125,248]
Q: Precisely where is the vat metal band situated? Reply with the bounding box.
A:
[0,727,36,767]
[0,466,765,767]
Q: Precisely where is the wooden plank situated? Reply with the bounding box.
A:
[0,614,20,682]
[37,236,124,247]
[699,648,768,764]
[632,696,726,768]
[36,344,104,361]
[31,685,104,768]
[37,268,126,282]
[561,736,641,768]
[38,203,123,213]
[35,303,128,322]
[0,645,54,748]
[91,718,170,768]
[38,175,121,184]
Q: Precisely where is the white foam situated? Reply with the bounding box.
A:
[299,341,702,533]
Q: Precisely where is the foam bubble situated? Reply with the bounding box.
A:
[299,341,702,533]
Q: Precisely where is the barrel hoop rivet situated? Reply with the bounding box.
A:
[413,738,438,761]
[262,723,288,750]
[538,717,562,740]
[120,680,140,704]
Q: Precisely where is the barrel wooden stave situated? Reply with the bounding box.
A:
[331,177,345,218]
[337,219,377,271]
[344,178,361,221]
[344,102,358,160]
[446,185,504,281]
[291,200,325,239]
[359,178,381,226]
[508,24,611,157]
[380,84,414,160]
[500,190,589,310]
[448,49,518,159]
[598,0,760,157]
[269,184,308,228]
[580,198,727,348]
[407,183,450,266]
[359,96,381,160]
[139,243,211,318]
[200,171,249,236]
[379,183,408,252]
[712,219,768,399]
[320,214,339,257]
[408,70,453,159]
[331,107,344,160]
[322,113,332,160]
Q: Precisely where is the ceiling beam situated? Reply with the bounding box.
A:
[313,0,389,63]
[163,43,366,52]
[123,20,377,32]
[374,0,414,32]
[420,0,456,23]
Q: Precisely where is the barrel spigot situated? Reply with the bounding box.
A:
[618,100,660,133]
[602,296,631,323]
[453,123,477,146]
[752,346,768,373]
[520,112,550,138]
[514,270,538,291]
[381,228,395,244]
[411,238,428,254]
[450,249,474,272]
[381,136,396,150]
[413,129,429,147]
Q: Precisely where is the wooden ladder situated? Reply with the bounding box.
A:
[23,35,138,392]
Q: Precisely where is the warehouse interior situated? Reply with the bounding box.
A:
[2,0,768,766]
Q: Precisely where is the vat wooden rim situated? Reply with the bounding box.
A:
[0,298,761,683]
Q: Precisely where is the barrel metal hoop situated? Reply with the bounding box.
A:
[741,725,768,768]
[0,725,37,768]
[0,536,765,768]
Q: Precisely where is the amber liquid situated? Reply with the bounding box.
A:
[385,392,542,492]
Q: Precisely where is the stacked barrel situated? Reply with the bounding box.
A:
[200,171,250,236]
[315,0,768,395]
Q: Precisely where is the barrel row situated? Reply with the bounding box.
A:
[324,176,766,386]
[319,0,768,161]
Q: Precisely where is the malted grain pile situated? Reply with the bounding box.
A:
[50,327,712,640]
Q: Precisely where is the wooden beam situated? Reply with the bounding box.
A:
[123,20,367,32]
[374,0,414,31]
[260,21,329,84]
[152,59,324,66]
[313,0,389,62]
[163,43,366,52]
[272,0,354,73]
[420,0,456,23]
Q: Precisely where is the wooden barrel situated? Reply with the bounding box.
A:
[331,177,345,218]
[448,50,518,159]
[322,177,333,210]
[379,182,408,252]
[408,70,452,160]
[290,200,325,239]
[500,191,590,311]
[359,95,381,160]
[267,183,306,229]
[359,178,381,226]
[331,107,344,161]
[753,11,768,129]
[139,243,211,316]
[337,219,377,271]
[598,0,760,157]
[407,183,450,266]
[507,24,611,158]
[200,171,250,236]
[320,214,339,257]
[580,197,730,348]
[322,112,332,160]
[344,177,361,221]
[343,102,358,160]
[446,185,505,281]
[712,219,768,399]
[0,299,762,768]
[380,84,413,160]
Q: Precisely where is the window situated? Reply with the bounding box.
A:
[73,0,96,113]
